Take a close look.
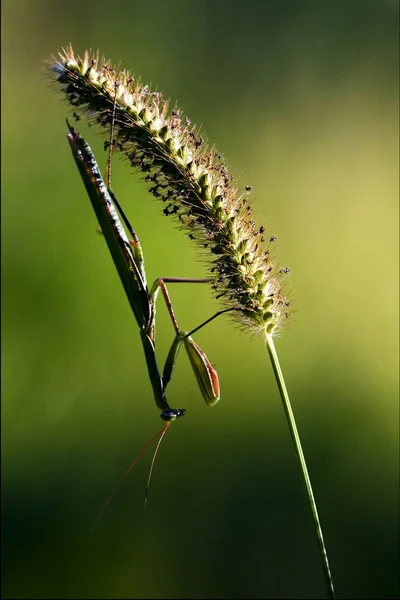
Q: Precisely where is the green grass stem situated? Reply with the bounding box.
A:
[266,334,336,599]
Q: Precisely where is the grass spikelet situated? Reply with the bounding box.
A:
[48,46,292,339]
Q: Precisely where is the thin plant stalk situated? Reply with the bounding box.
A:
[266,334,335,599]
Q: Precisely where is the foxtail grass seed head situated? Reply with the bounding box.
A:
[48,46,292,337]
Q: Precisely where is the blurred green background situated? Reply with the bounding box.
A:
[2,1,399,598]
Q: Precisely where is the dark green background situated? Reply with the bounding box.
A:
[2,1,399,598]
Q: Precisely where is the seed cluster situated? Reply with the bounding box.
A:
[49,46,292,336]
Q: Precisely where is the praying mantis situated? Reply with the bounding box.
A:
[66,121,236,514]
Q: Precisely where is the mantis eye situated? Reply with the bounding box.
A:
[160,408,186,421]
[183,336,220,407]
